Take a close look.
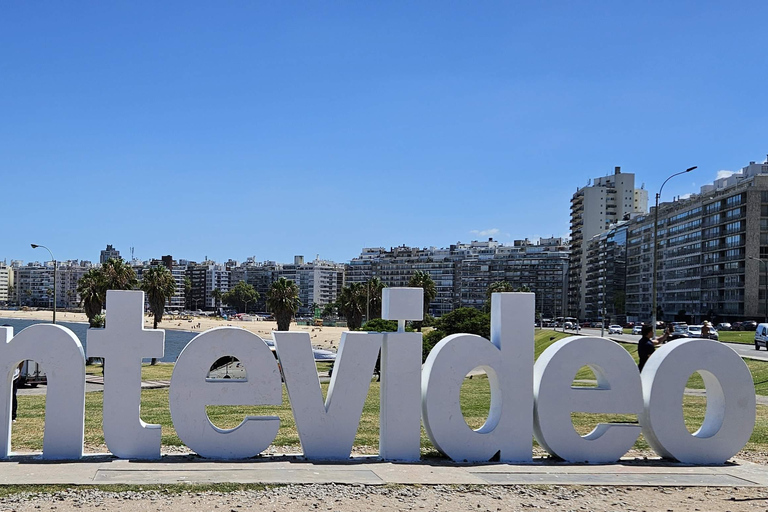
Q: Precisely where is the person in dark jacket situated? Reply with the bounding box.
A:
[638,324,671,372]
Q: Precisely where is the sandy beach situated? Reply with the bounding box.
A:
[0,309,347,350]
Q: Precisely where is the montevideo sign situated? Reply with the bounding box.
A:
[1,289,756,464]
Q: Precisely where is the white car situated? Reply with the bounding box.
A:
[632,325,643,335]
[607,325,623,335]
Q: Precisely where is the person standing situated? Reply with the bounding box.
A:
[12,361,23,422]
[638,324,671,372]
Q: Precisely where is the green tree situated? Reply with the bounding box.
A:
[267,277,301,331]
[101,258,138,294]
[422,307,491,362]
[211,288,223,313]
[321,302,337,317]
[77,268,105,327]
[183,276,192,309]
[484,281,517,312]
[408,271,436,331]
[141,265,177,330]
[365,277,386,320]
[337,282,365,330]
[223,281,259,313]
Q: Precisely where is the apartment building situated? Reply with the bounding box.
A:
[100,244,121,264]
[569,167,647,318]
[13,262,54,308]
[624,158,768,324]
[0,263,11,305]
[56,261,94,309]
[347,238,570,318]
[584,222,629,324]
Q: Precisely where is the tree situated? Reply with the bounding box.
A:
[183,276,192,309]
[267,277,301,331]
[101,258,138,295]
[77,268,105,327]
[337,282,365,330]
[484,281,518,312]
[365,277,386,320]
[408,271,436,331]
[421,307,491,362]
[141,265,177,329]
[223,281,259,313]
[211,288,223,313]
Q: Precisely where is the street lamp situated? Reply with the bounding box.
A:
[651,166,697,333]
[31,243,56,324]
[749,257,768,323]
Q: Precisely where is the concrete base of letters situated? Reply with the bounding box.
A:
[0,454,767,487]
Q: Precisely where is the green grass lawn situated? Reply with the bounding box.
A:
[11,329,768,456]
[718,330,757,345]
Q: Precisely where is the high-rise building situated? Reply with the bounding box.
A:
[0,263,11,305]
[624,158,768,324]
[348,238,570,318]
[100,244,121,264]
[569,167,647,318]
[584,222,629,325]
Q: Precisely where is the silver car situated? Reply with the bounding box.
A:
[607,325,623,335]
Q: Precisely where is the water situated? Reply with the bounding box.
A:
[0,318,197,362]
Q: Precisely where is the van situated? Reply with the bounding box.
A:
[755,323,768,350]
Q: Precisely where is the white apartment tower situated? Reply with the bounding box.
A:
[569,166,647,318]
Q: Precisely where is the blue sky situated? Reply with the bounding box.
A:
[2,1,767,265]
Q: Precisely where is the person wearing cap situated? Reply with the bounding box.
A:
[701,321,712,340]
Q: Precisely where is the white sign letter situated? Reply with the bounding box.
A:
[274,331,381,460]
[1,324,85,460]
[421,293,534,462]
[169,327,281,459]
[87,290,164,459]
[533,336,642,463]
[380,287,423,461]
[641,339,755,464]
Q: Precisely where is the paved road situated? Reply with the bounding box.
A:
[567,327,768,362]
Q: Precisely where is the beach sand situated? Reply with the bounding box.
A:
[0,309,347,350]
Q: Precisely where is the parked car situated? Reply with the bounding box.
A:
[608,325,623,335]
[716,322,732,331]
[756,323,768,350]
[742,320,758,331]
[731,321,743,331]
[631,325,643,335]
[667,324,690,341]
[686,325,719,341]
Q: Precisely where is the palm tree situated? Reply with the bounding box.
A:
[484,281,518,312]
[141,265,177,329]
[365,277,386,320]
[211,288,223,313]
[267,277,301,331]
[101,258,138,306]
[337,282,365,330]
[77,268,105,327]
[408,271,437,331]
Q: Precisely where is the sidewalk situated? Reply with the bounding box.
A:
[1,454,767,487]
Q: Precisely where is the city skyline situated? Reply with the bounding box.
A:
[3,2,767,264]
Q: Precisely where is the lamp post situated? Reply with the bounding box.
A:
[651,166,697,333]
[31,243,56,324]
[749,257,768,323]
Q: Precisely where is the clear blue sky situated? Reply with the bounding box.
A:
[2,1,767,265]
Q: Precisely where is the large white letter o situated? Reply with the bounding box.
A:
[640,339,755,464]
